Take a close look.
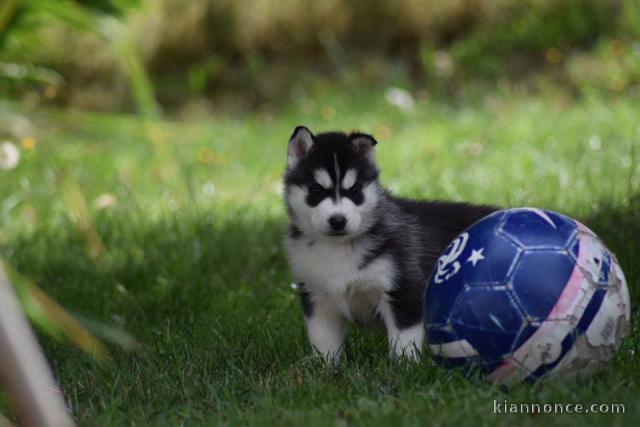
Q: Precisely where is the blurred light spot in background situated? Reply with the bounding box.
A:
[0,142,20,170]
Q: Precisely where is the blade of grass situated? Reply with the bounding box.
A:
[54,165,106,260]
[2,260,109,362]
[0,261,75,427]
[0,0,21,36]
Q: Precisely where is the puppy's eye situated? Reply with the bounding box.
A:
[309,183,324,194]
[348,181,363,193]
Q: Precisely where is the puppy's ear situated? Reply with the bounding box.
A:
[287,126,314,168]
[349,133,378,159]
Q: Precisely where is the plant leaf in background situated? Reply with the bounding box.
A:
[0,412,11,427]
[0,0,21,38]
[1,259,138,360]
[54,163,107,260]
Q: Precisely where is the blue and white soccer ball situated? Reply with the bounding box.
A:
[424,208,631,386]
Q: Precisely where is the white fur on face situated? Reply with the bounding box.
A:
[341,169,357,190]
[314,169,333,189]
[311,196,361,235]
[287,181,381,238]
[287,185,317,235]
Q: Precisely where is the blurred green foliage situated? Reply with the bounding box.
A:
[449,0,617,76]
[0,0,639,113]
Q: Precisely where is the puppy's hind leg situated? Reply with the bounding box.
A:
[379,296,424,360]
[392,323,424,360]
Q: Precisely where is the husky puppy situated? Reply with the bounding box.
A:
[283,126,497,364]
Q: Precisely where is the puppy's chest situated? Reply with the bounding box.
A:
[286,238,395,295]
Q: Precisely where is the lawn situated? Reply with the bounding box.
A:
[0,88,639,426]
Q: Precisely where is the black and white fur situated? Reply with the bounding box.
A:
[283,126,497,364]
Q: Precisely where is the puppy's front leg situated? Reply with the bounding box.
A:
[299,287,346,365]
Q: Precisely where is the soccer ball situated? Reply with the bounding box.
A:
[424,208,631,386]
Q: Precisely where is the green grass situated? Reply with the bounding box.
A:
[0,87,639,426]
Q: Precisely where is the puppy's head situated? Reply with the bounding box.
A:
[284,126,381,239]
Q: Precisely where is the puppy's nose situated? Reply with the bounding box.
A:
[328,215,347,231]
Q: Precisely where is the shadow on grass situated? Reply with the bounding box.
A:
[3,210,295,326]
[1,208,445,422]
[4,195,639,344]
[1,196,640,422]
[3,195,639,355]
[582,195,640,304]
